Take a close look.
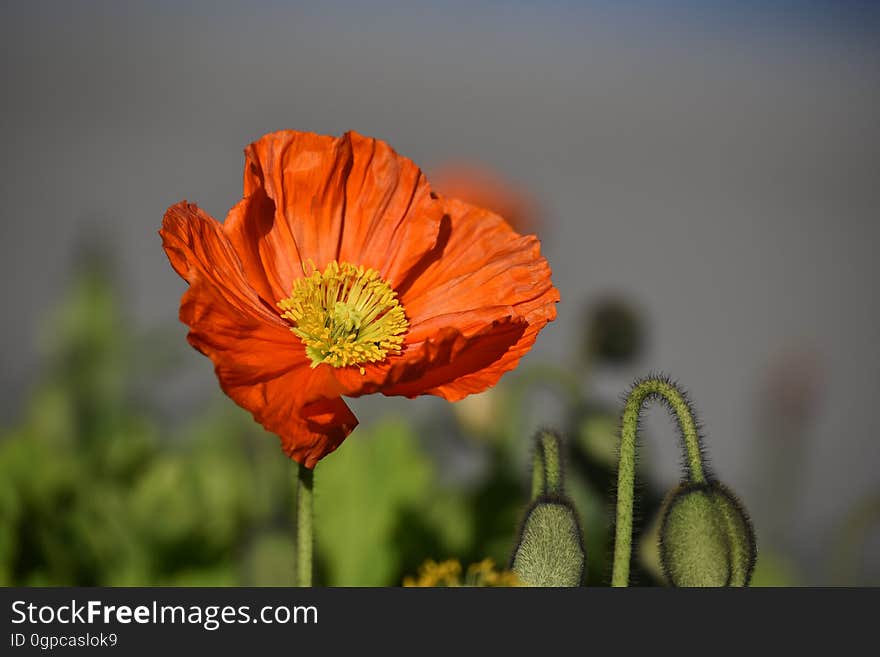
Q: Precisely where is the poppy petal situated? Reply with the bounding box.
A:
[161,201,285,329]
[325,317,525,398]
[221,364,358,468]
[378,319,528,399]
[241,130,443,292]
[335,131,444,288]
[243,130,349,277]
[391,199,559,398]
[160,201,357,467]
[222,187,291,304]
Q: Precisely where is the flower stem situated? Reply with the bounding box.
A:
[611,377,706,587]
[531,430,563,499]
[296,464,314,587]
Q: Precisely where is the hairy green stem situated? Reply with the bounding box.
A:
[531,459,543,500]
[296,464,314,587]
[611,378,705,587]
[531,430,563,499]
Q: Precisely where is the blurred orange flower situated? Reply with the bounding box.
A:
[160,130,558,467]
[430,163,541,235]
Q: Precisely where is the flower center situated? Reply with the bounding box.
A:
[278,261,408,374]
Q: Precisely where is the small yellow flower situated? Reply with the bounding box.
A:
[403,558,521,587]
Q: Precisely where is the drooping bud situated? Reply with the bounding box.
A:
[511,497,585,587]
[660,485,728,586]
[710,483,757,587]
[659,482,756,587]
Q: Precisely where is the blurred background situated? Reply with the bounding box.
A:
[1,0,878,586]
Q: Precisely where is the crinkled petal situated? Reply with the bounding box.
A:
[326,318,526,398]
[221,363,357,468]
[386,198,559,399]
[241,130,443,292]
[378,319,528,399]
[222,187,291,303]
[160,201,356,467]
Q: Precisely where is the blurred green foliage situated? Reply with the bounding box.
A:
[0,256,512,586]
[315,419,472,586]
[0,255,810,586]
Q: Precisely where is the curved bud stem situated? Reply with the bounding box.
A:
[612,376,707,587]
[296,464,314,587]
[531,429,564,499]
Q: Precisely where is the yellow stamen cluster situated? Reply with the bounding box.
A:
[278,261,408,374]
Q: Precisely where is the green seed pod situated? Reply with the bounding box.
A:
[511,496,585,587]
[531,429,564,499]
[659,483,757,587]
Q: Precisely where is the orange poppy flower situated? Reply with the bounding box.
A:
[430,163,541,236]
[160,130,559,468]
